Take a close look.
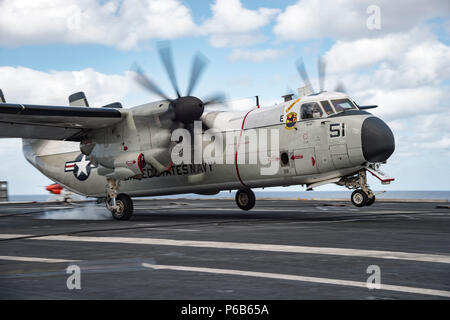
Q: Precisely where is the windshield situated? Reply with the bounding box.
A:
[320,100,334,115]
[331,99,356,112]
[300,102,323,119]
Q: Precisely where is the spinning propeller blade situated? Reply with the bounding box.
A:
[334,82,347,93]
[296,58,314,94]
[157,41,181,98]
[133,64,172,101]
[187,52,209,97]
[318,56,326,92]
[133,41,228,126]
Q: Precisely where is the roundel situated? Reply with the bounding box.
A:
[64,154,94,181]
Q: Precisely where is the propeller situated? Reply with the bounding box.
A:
[295,58,377,109]
[296,58,314,94]
[187,52,209,97]
[296,56,347,95]
[318,56,326,92]
[157,41,181,98]
[133,41,227,125]
[334,81,347,93]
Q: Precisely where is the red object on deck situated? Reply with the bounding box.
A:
[45,183,63,195]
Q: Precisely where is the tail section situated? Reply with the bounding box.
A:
[21,91,90,191]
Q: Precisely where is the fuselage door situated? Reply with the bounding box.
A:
[292,147,318,175]
[329,144,351,169]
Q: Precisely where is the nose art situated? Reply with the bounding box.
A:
[361,117,395,162]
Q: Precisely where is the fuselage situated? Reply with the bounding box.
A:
[23,92,394,198]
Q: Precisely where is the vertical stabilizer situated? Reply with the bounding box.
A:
[68,92,89,107]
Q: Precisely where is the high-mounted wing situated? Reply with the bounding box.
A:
[0,102,123,141]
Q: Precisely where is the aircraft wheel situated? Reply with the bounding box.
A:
[351,190,368,207]
[366,195,376,206]
[235,189,256,211]
[109,193,133,220]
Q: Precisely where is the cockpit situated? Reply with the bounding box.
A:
[300,98,357,120]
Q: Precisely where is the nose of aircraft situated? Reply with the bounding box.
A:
[361,117,395,162]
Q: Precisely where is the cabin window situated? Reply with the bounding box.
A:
[300,102,323,119]
[331,99,356,112]
[320,100,334,115]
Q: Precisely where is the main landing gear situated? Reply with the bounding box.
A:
[106,178,134,220]
[235,188,256,211]
[338,169,376,207]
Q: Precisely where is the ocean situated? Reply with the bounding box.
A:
[8,190,450,202]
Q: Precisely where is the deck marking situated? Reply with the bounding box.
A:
[142,263,450,298]
[0,234,30,239]
[0,255,78,263]
[4,234,448,264]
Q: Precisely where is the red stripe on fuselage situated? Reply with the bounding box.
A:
[235,109,255,188]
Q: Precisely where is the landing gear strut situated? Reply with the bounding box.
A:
[106,178,133,220]
[235,189,256,211]
[338,169,376,207]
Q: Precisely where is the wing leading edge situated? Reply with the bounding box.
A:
[0,103,123,141]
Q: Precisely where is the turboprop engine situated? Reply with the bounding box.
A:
[82,41,226,181]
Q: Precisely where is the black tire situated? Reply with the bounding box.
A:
[366,195,376,206]
[110,193,133,220]
[235,189,256,211]
[351,190,368,207]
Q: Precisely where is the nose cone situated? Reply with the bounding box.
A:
[361,117,395,162]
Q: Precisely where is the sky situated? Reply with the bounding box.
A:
[0,0,449,194]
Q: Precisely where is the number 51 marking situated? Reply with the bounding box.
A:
[329,123,345,138]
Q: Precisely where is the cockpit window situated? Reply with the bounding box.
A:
[300,102,323,119]
[320,100,334,115]
[331,99,356,112]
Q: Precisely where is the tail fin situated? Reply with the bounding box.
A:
[68,91,89,107]
[0,89,5,103]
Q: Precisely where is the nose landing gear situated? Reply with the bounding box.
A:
[338,169,376,207]
[106,178,134,220]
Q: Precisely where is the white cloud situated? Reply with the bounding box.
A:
[230,49,283,62]
[317,26,450,122]
[358,86,448,120]
[0,0,198,50]
[273,0,450,42]
[388,111,450,160]
[325,28,450,81]
[0,66,136,106]
[202,0,279,47]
